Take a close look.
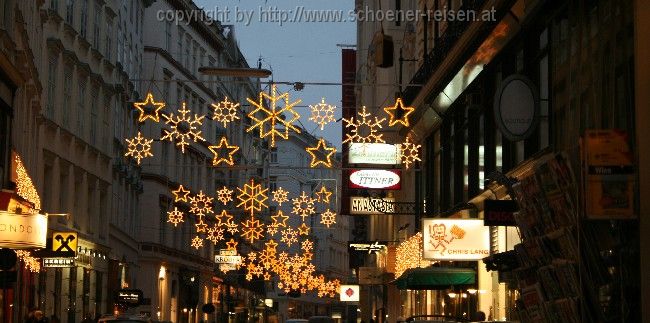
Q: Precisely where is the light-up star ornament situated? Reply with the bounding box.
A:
[211,97,240,127]
[161,102,205,153]
[208,137,239,166]
[315,185,333,203]
[384,98,415,127]
[134,92,165,123]
[124,132,153,165]
[342,106,386,144]
[306,138,336,168]
[401,136,422,170]
[172,184,191,202]
[246,85,301,147]
[309,98,336,130]
[215,210,234,227]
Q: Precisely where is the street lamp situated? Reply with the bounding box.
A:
[198,67,272,78]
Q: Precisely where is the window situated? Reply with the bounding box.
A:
[80,0,87,37]
[77,81,86,135]
[50,0,59,12]
[116,24,122,64]
[177,29,184,62]
[103,94,110,151]
[185,37,191,69]
[269,176,277,192]
[63,68,72,128]
[46,53,58,119]
[65,0,74,25]
[163,71,173,103]
[165,20,172,51]
[192,43,197,72]
[270,148,277,163]
[105,17,112,60]
[90,86,98,145]
[93,4,101,48]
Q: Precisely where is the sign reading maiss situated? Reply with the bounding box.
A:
[348,169,401,190]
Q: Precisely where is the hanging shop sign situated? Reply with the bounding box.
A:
[0,211,47,249]
[348,169,401,190]
[493,75,540,141]
[348,143,401,165]
[52,232,78,254]
[584,129,635,219]
[350,196,395,214]
[483,200,518,226]
[349,241,387,254]
[116,289,143,307]
[217,249,242,272]
[339,285,360,302]
[214,254,243,264]
[43,258,75,268]
[422,219,490,261]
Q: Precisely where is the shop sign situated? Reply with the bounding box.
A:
[116,289,143,307]
[0,211,47,249]
[218,249,242,272]
[483,200,518,226]
[43,258,75,268]
[493,75,539,141]
[339,285,360,302]
[422,219,489,261]
[348,143,401,165]
[349,241,387,254]
[52,232,78,254]
[348,169,401,190]
[350,196,395,214]
[214,255,242,264]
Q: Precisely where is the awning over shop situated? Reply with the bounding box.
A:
[393,267,476,290]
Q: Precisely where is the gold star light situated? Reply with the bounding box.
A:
[172,184,191,202]
[315,185,333,203]
[125,132,153,165]
[306,138,337,168]
[216,186,234,205]
[384,98,415,127]
[189,190,214,215]
[226,238,238,251]
[191,236,204,249]
[211,97,240,127]
[241,217,265,243]
[272,187,289,205]
[298,223,311,236]
[271,210,290,227]
[320,209,337,228]
[161,102,205,153]
[246,85,301,147]
[208,137,239,166]
[292,191,315,221]
[342,106,386,144]
[134,92,165,123]
[167,207,184,226]
[309,98,336,130]
[215,210,234,227]
[237,179,269,216]
[401,136,422,170]
[195,219,208,233]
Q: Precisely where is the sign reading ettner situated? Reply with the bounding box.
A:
[422,219,489,261]
[348,169,401,190]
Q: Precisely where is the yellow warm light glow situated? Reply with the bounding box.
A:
[211,97,240,127]
[191,236,204,249]
[395,232,429,278]
[246,85,301,147]
[306,138,336,168]
[215,209,234,227]
[272,187,289,205]
[15,250,41,273]
[189,190,214,215]
[194,219,208,233]
[297,223,311,236]
[320,209,337,228]
[124,131,154,165]
[384,98,415,127]
[280,227,299,247]
[161,102,206,153]
[315,185,332,204]
[401,136,422,170]
[226,238,238,251]
[236,179,269,216]
[134,92,165,123]
[241,217,265,243]
[208,137,240,166]
[172,184,190,202]
[271,210,290,227]
[206,225,225,244]
[292,191,315,221]
[166,207,184,227]
[216,186,234,205]
[14,154,41,211]
[342,106,386,144]
[309,98,336,130]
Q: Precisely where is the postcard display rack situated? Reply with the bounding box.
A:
[508,152,609,323]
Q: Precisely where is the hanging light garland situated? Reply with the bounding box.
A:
[161,102,206,153]
[211,97,240,127]
[309,98,337,130]
[246,85,301,147]
[342,106,386,144]
[124,131,154,165]
[306,138,337,168]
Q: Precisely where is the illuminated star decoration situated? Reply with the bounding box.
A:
[226,238,238,251]
[320,209,337,228]
[216,186,234,205]
[309,98,336,130]
[208,137,239,166]
[342,106,386,144]
[306,138,337,168]
[237,179,269,216]
[271,210,290,227]
[246,85,301,147]
[292,191,315,221]
[211,96,240,127]
[189,190,214,215]
[272,187,289,206]
[167,207,184,226]
[134,92,165,123]
[191,236,204,249]
[195,220,208,233]
[401,136,422,170]
[161,102,205,153]
[172,184,191,202]
[384,98,415,127]
[124,132,154,165]
[297,223,311,236]
[241,217,265,243]
[315,185,333,204]
[215,210,234,227]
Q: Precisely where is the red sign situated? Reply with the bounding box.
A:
[348,169,401,190]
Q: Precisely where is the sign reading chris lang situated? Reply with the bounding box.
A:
[422,219,489,261]
[348,169,401,190]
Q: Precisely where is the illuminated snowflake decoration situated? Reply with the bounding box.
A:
[211,97,240,127]
[241,217,265,243]
[309,98,336,130]
[342,106,386,144]
[226,223,239,235]
[267,224,279,236]
[320,209,337,228]
[206,226,225,244]
[401,136,422,170]
[191,236,204,249]
[161,102,206,153]
[301,240,313,252]
[216,186,234,205]
[272,187,289,206]
[292,191,315,221]
[124,132,154,165]
[189,190,214,215]
[167,207,184,227]
[246,85,301,147]
[281,228,299,247]
[237,179,269,216]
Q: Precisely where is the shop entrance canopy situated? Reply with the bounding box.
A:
[393,267,476,290]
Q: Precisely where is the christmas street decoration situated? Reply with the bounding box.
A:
[14,154,41,211]
[246,85,301,147]
[241,217,265,243]
[161,102,205,153]
[281,227,299,247]
[272,187,289,205]
[134,92,165,123]
[315,185,332,203]
[189,190,214,215]
[226,238,238,251]
[195,219,208,233]
[237,179,269,216]
[167,207,184,226]
[320,209,337,228]
[124,132,153,165]
[306,138,337,168]
[384,98,415,127]
[226,223,239,235]
[206,226,225,244]
[342,106,386,144]
[271,210,290,227]
[16,250,41,273]
[309,98,336,130]
[215,210,234,227]
[297,223,311,236]
[191,236,204,249]
[401,136,422,170]
[216,186,234,205]
[292,191,315,220]
[266,224,279,236]
[172,184,191,202]
[211,97,240,127]
[208,137,239,166]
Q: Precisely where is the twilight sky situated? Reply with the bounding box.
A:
[194,0,357,148]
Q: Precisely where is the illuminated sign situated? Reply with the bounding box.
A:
[217,249,242,271]
[340,285,360,302]
[422,219,489,261]
[52,232,77,254]
[348,169,401,190]
[349,242,387,253]
[350,196,395,214]
[43,258,75,268]
[214,255,243,264]
[0,211,47,249]
[348,143,401,165]
[116,289,143,307]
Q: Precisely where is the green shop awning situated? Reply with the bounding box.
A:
[393,267,476,290]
